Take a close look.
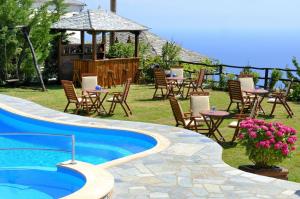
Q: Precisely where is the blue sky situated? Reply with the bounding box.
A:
[84,0,300,67]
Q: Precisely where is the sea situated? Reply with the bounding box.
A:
[158,30,300,86]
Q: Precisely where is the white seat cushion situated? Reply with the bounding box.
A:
[267,98,278,103]
[239,77,255,90]
[228,121,238,128]
[190,95,210,117]
[82,76,98,91]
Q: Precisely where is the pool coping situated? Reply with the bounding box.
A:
[0,94,300,198]
[0,101,170,199]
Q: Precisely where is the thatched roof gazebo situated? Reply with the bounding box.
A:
[51,9,149,84]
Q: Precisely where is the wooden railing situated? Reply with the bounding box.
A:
[179,60,299,89]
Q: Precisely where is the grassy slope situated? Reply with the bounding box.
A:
[0,85,299,182]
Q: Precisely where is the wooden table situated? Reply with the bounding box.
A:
[200,110,230,142]
[166,77,185,98]
[243,88,269,115]
[86,89,109,115]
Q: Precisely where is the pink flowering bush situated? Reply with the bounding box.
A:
[238,118,297,168]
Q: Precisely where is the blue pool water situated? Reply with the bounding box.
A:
[0,108,157,198]
[0,108,157,167]
[0,167,85,199]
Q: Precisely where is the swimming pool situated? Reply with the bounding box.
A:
[0,108,157,167]
[0,107,157,198]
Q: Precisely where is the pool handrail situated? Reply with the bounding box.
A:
[0,132,76,164]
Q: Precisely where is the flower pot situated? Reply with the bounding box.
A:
[238,165,288,180]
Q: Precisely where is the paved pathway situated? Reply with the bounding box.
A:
[0,94,300,199]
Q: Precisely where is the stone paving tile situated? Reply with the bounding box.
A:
[1,94,300,199]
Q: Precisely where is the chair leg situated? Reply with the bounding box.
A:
[120,103,129,117]
[269,103,277,117]
[232,127,240,142]
[283,102,293,118]
[64,102,70,112]
[226,102,232,112]
[240,104,245,114]
[284,101,294,116]
[124,101,132,115]
[74,102,81,115]
[108,102,115,115]
[152,88,158,99]
[185,86,191,99]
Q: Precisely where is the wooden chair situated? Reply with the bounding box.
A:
[81,73,98,94]
[184,69,205,99]
[229,97,260,142]
[227,80,251,113]
[169,96,202,131]
[153,69,174,99]
[189,92,210,132]
[61,80,91,114]
[268,81,294,118]
[107,78,132,117]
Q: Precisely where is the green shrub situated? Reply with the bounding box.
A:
[161,41,181,70]
[269,69,282,90]
[107,42,134,58]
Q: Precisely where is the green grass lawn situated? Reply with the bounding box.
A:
[0,84,300,182]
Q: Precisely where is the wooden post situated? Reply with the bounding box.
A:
[102,32,106,59]
[264,68,269,89]
[92,31,97,60]
[80,31,85,58]
[110,0,116,46]
[219,65,223,81]
[134,31,140,57]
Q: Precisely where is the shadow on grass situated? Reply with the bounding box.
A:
[221,141,238,149]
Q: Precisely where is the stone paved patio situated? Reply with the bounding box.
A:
[0,94,300,199]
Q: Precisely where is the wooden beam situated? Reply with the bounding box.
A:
[80,31,85,58]
[92,31,97,60]
[110,0,116,46]
[134,31,140,57]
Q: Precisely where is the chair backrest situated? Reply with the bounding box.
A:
[169,96,185,126]
[249,97,260,119]
[154,69,168,87]
[190,92,210,117]
[283,80,293,97]
[82,76,98,91]
[228,80,244,102]
[170,67,184,78]
[195,69,206,87]
[61,80,78,103]
[121,78,132,102]
[238,75,255,91]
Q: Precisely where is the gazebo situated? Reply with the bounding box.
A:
[51,9,148,86]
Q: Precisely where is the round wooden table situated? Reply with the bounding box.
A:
[166,77,186,98]
[243,88,269,115]
[86,89,109,115]
[200,110,230,143]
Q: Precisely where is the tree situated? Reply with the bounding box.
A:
[161,41,181,70]
[0,0,65,84]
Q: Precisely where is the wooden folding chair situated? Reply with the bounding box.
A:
[268,81,294,118]
[107,78,132,117]
[169,96,203,131]
[227,80,251,113]
[229,97,260,142]
[184,69,205,99]
[61,80,91,114]
[153,69,174,99]
[189,92,210,133]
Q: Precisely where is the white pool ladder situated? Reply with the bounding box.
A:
[0,133,76,164]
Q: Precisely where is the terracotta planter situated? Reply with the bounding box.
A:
[238,165,289,180]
